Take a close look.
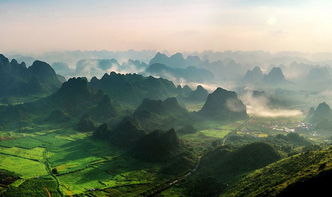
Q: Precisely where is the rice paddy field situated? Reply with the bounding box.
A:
[0,126,166,196]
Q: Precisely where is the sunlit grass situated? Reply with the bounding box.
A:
[0,155,47,178]
[200,129,230,138]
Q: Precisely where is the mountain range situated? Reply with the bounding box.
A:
[0,54,63,98]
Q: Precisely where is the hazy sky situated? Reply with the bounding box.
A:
[1,0,332,53]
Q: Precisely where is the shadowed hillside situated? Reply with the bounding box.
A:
[0,54,63,98]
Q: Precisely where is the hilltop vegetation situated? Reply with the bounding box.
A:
[0,54,63,102]
[199,88,248,120]
[90,72,181,105]
[222,147,332,197]
[183,142,281,197]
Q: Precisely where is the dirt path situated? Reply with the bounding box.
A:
[44,187,52,197]
[222,116,254,146]
[42,148,63,197]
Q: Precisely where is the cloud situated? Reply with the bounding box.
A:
[241,91,303,118]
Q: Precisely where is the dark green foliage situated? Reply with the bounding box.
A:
[52,77,93,113]
[199,88,248,120]
[0,54,62,98]
[276,169,332,197]
[131,129,181,162]
[134,97,191,131]
[109,117,146,148]
[93,123,110,138]
[1,178,61,197]
[135,97,187,116]
[0,169,20,193]
[160,152,196,175]
[76,116,96,132]
[45,110,70,123]
[196,142,281,182]
[51,168,58,174]
[275,133,311,147]
[88,94,117,121]
[0,77,118,126]
[223,147,332,197]
[177,125,196,134]
[89,72,180,105]
[187,177,225,197]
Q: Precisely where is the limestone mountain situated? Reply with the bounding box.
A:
[135,97,187,116]
[242,66,264,84]
[149,52,186,68]
[45,110,70,123]
[307,102,332,130]
[199,88,248,120]
[76,116,96,132]
[0,54,62,98]
[145,63,214,83]
[199,143,281,180]
[133,97,190,131]
[89,72,180,105]
[186,85,209,102]
[131,129,182,162]
[108,117,146,148]
[187,142,281,197]
[263,67,288,84]
[0,77,117,126]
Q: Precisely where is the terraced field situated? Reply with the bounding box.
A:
[0,126,165,196]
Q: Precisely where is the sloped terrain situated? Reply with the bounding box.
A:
[222,147,332,197]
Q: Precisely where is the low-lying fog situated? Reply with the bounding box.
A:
[241,93,303,118]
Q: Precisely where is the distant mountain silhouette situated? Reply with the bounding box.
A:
[263,67,288,84]
[146,63,214,83]
[243,66,264,83]
[150,52,186,68]
[300,67,332,91]
[199,88,248,120]
[306,67,330,80]
[307,102,332,130]
[0,54,62,98]
[148,52,215,82]
[308,102,332,121]
[242,66,289,86]
[186,85,209,102]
